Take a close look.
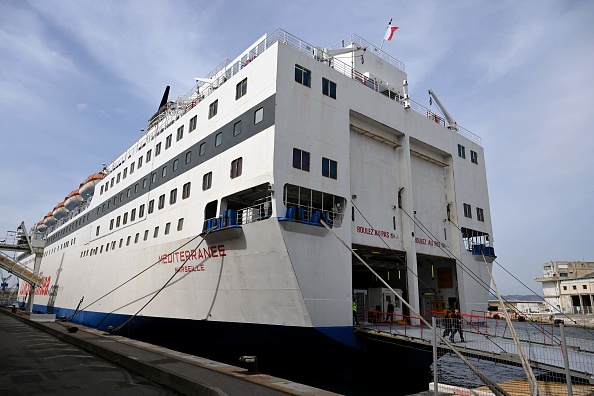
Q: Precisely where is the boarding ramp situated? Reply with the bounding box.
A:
[0,251,43,288]
[357,309,594,395]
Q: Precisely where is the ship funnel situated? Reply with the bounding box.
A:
[158,85,170,110]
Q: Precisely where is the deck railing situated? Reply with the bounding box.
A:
[105,29,482,173]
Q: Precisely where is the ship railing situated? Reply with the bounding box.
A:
[281,202,341,228]
[202,196,273,232]
[105,28,482,171]
[362,309,427,338]
[330,33,406,72]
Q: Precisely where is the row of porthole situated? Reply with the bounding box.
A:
[80,218,186,258]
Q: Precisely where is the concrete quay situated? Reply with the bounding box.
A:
[0,308,338,396]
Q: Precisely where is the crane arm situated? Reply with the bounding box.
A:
[428,89,457,131]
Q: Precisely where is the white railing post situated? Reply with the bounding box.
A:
[559,323,574,396]
[432,316,438,396]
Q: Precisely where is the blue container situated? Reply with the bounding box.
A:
[311,211,320,223]
[296,207,304,221]
[286,207,296,219]
[202,220,208,233]
[321,212,329,225]
[228,209,237,226]
[221,210,228,228]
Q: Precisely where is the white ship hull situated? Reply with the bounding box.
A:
[19,30,495,381]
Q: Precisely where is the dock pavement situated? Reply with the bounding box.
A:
[0,307,339,396]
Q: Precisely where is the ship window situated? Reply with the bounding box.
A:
[130,162,135,174]
[143,178,147,189]
[138,156,143,169]
[134,233,139,243]
[177,218,184,231]
[154,226,159,238]
[254,107,263,124]
[563,286,567,290]
[126,236,131,246]
[139,204,145,218]
[158,194,165,210]
[107,200,111,209]
[123,168,127,179]
[173,159,179,171]
[131,208,136,221]
[96,226,100,236]
[215,132,223,147]
[476,207,485,222]
[100,245,103,253]
[471,150,478,164]
[100,185,104,195]
[116,216,121,227]
[583,285,587,289]
[177,125,184,141]
[166,134,172,149]
[156,142,162,156]
[170,188,177,205]
[573,285,577,290]
[295,64,311,87]
[110,177,114,187]
[189,115,197,132]
[105,182,109,192]
[123,212,128,225]
[322,157,337,179]
[105,243,109,252]
[111,241,116,250]
[233,120,242,136]
[292,148,310,172]
[322,78,337,99]
[199,142,206,156]
[463,203,472,218]
[202,172,212,190]
[110,219,114,230]
[119,239,123,248]
[185,151,192,164]
[117,173,121,183]
[458,144,466,159]
[161,166,167,178]
[182,182,191,199]
[146,150,153,162]
[151,172,157,184]
[144,230,149,241]
[236,78,247,100]
[127,188,131,198]
[119,192,124,202]
[113,196,117,205]
[283,184,346,228]
[148,200,154,214]
[208,100,218,119]
[165,222,171,235]
[230,158,242,179]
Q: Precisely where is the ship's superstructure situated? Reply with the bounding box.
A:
[18,29,495,365]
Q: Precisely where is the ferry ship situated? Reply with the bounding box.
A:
[17,29,495,380]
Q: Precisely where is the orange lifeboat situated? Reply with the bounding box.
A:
[79,172,106,199]
[52,201,69,220]
[36,220,47,232]
[64,189,84,210]
[43,211,57,226]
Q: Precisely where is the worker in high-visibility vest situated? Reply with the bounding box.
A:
[353,299,360,325]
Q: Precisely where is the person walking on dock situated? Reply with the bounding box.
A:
[442,309,453,338]
[353,299,360,325]
[451,309,465,342]
[386,300,394,322]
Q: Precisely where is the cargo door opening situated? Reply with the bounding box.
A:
[416,254,458,321]
[351,244,408,324]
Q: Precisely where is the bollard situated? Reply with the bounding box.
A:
[239,356,258,374]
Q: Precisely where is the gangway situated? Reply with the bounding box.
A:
[0,251,44,288]
[0,222,45,311]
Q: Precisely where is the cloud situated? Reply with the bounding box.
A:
[77,103,88,111]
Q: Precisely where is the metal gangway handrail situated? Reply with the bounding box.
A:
[0,251,43,287]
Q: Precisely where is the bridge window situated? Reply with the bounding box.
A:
[471,150,478,164]
[177,125,184,141]
[322,78,336,99]
[322,157,337,179]
[236,78,247,100]
[189,115,197,132]
[458,144,466,159]
[231,158,242,179]
[293,148,310,172]
[295,64,311,87]
[209,100,218,119]
[463,203,472,218]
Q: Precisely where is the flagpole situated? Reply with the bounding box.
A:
[380,18,392,51]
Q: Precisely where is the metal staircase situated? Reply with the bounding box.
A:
[0,251,44,287]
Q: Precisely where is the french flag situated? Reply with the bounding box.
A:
[384,25,399,41]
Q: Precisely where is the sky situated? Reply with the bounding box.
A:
[1,0,593,295]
